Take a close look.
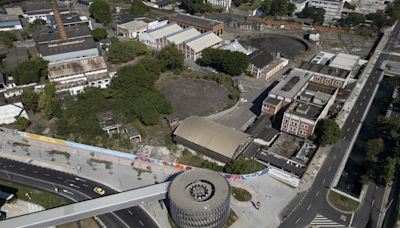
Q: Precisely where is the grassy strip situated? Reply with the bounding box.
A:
[0,179,66,209]
[232,187,252,202]
[328,190,360,212]
[87,158,113,170]
[47,150,71,160]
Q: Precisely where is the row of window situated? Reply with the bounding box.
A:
[313,76,343,87]
[283,118,309,130]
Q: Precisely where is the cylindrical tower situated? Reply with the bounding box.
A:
[168,169,231,228]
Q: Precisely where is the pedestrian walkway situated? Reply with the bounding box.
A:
[310,214,349,227]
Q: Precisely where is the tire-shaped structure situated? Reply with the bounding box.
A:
[168,169,231,228]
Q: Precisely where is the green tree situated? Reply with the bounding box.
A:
[156,45,184,73]
[91,28,108,41]
[261,0,271,16]
[108,39,147,64]
[38,84,57,119]
[90,0,111,25]
[13,58,49,85]
[366,13,395,28]
[339,13,366,27]
[344,2,356,10]
[32,19,47,26]
[180,0,214,14]
[380,156,398,183]
[297,6,325,24]
[365,138,384,162]
[313,119,342,146]
[130,0,149,16]
[270,0,291,16]
[201,48,249,75]
[0,31,16,48]
[21,89,39,112]
[223,155,265,174]
[388,3,400,20]
[15,117,30,131]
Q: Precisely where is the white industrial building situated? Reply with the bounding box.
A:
[0,102,29,125]
[205,0,232,10]
[160,27,201,49]
[47,56,111,95]
[178,32,223,61]
[139,23,183,49]
[117,18,168,39]
[309,0,344,23]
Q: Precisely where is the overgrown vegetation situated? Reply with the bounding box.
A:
[108,39,147,64]
[297,6,325,24]
[313,119,342,146]
[201,48,249,76]
[157,45,185,74]
[0,31,16,48]
[130,0,150,16]
[261,0,295,17]
[12,58,48,85]
[232,187,252,201]
[204,73,241,104]
[46,150,71,161]
[91,28,108,41]
[16,117,30,131]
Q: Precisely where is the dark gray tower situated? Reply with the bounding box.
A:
[168,169,231,228]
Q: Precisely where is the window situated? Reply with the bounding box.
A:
[284,119,289,123]
[301,123,308,130]
[324,78,331,85]
[335,80,342,87]
[314,76,321,81]
[299,130,305,135]
[282,124,287,129]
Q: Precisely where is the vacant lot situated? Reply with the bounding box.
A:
[160,79,230,118]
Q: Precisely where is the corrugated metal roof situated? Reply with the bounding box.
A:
[48,56,107,79]
[166,27,200,45]
[184,32,222,53]
[0,102,28,125]
[329,53,360,71]
[147,23,182,39]
[118,20,147,30]
[173,116,250,159]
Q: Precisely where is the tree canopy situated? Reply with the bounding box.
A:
[91,28,108,41]
[365,138,385,163]
[16,117,30,131]
[38,84,59,119]
[21,89,39,112]
[297,6,325,24]
[339,13,366,27]
[201,48,249,76]
[108,39,147,64]
[266,0,295,16]
[90,0,111,25]
[130,0,150,16]
[313,119,342,146]
[13,58,48,85]
[156,45,184,73]
[0,31,16,48]
[180,0,215,14]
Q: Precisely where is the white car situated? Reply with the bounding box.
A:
[240,98,247,103]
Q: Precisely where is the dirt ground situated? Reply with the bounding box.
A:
[160,79,230,118]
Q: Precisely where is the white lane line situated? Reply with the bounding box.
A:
[316,192,320,198]
[360,102,363,106]
[347,128,350,132]
[138,220,144,226]
[328,166,332,172]
[32,170,38,174]
[295,218,301,224]
[343,136,346,140]
[20,167,26,171]
[363,95,366,100]
[334,155,337,160]
[307,204,311,210]
[366,88,370,92]
[57,176,63,180]
[44,173,50,177]
[323,178,326,184]
[356,110,359,114]
[352,118,355,123]
[127,209,133,215]
[82,183,89,188]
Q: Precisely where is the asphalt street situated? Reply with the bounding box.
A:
[279,22,400,228]
[0,157,158,228]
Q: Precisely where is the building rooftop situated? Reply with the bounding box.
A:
[33,25,92,44]
[96,110,120,126]
[146,23,182,40]
[165,27,201,45]
[249,50,273,68]
[221,40,252,55]
[169,13,223,28]
[4,47,29,70]
[263,96,282,107]
[38,37,97,57]
[173,116,250,159]
[329,53,360,71]
[0,15,20,22]
[48,56,106,79]
[310,51,335,65]
[117,20,147,30]
[23,1,69,15]
[287,101,324,120]
[270,68,312,101]
[0,102,29,125]
[123,124,140,138]
[299,61,350,79]
[5,7,24,16]
[184,32,222,53]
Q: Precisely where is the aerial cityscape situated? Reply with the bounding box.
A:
[0,0,399,227]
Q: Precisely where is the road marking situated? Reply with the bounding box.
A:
[343,136,346,140]
[32,170,38,174]
[69,183,80,189]
[323,178,326,184]
[295,218,301,224]
[127,209,133,215]
[138,220,144,226]
[307,204,311,210]
[44,173,50,177]
[347,128,350,132]
[75,177,86,182]
[82,183,89,188]
[328,166,332,172]
[57,176,63,180]
[366,88,370,92]
[62,189,74,195]
[356,110,359,114]
[20,167,26,171]
[316,192,320,198]
[360,102,363,106]
[9,165,14,168]
[363,95,366,100]
[352,118,355,123]
[334,155,337,160]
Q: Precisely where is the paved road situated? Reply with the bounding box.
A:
[0,157,157,228]
[279,22,400,228]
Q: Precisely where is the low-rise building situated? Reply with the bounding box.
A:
[48,56,110,95]
[281,86,338,138]
[249,51,289,80]
[23,0,69,23]
[49,14,93,30]
[205,0,232,10]
[178,31,222,61]
[4,47,29,71]
[96,111,122,135]
[220,40,253,55]
[309,0,344,23]
[173,115,251,164]
[123,125,142,142]
[160,27,201,49]
[298,61,351,88]
[33,25,92,45]
[169,14,224,36]
[139,23,183,49]
[0,102,29,125]
[117,20,147,39]
[0,15,22,31]
[38,38,99,64]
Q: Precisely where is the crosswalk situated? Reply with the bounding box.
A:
[308,214,349,228]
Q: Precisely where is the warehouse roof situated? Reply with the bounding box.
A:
[270,68,312,100]
[184,32,222,53]
[299,61,350,79]
[165,27,200,45]
[329,53,360,71]
[38,38,97,57]
[33,26,92,44]
[48,56,107,79]
[147,23,182,40]
[117,20,147,30]
[174,116,250,159]
[0,102,28,125]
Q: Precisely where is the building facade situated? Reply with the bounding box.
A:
[169,14,224,36]
[309,0,344,23]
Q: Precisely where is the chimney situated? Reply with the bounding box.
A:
[49,0,67,41]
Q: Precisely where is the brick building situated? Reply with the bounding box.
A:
[169,14,224,36]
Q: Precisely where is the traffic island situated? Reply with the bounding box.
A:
[327,188,360,213]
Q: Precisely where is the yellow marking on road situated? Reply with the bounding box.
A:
[26,133,66,145]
